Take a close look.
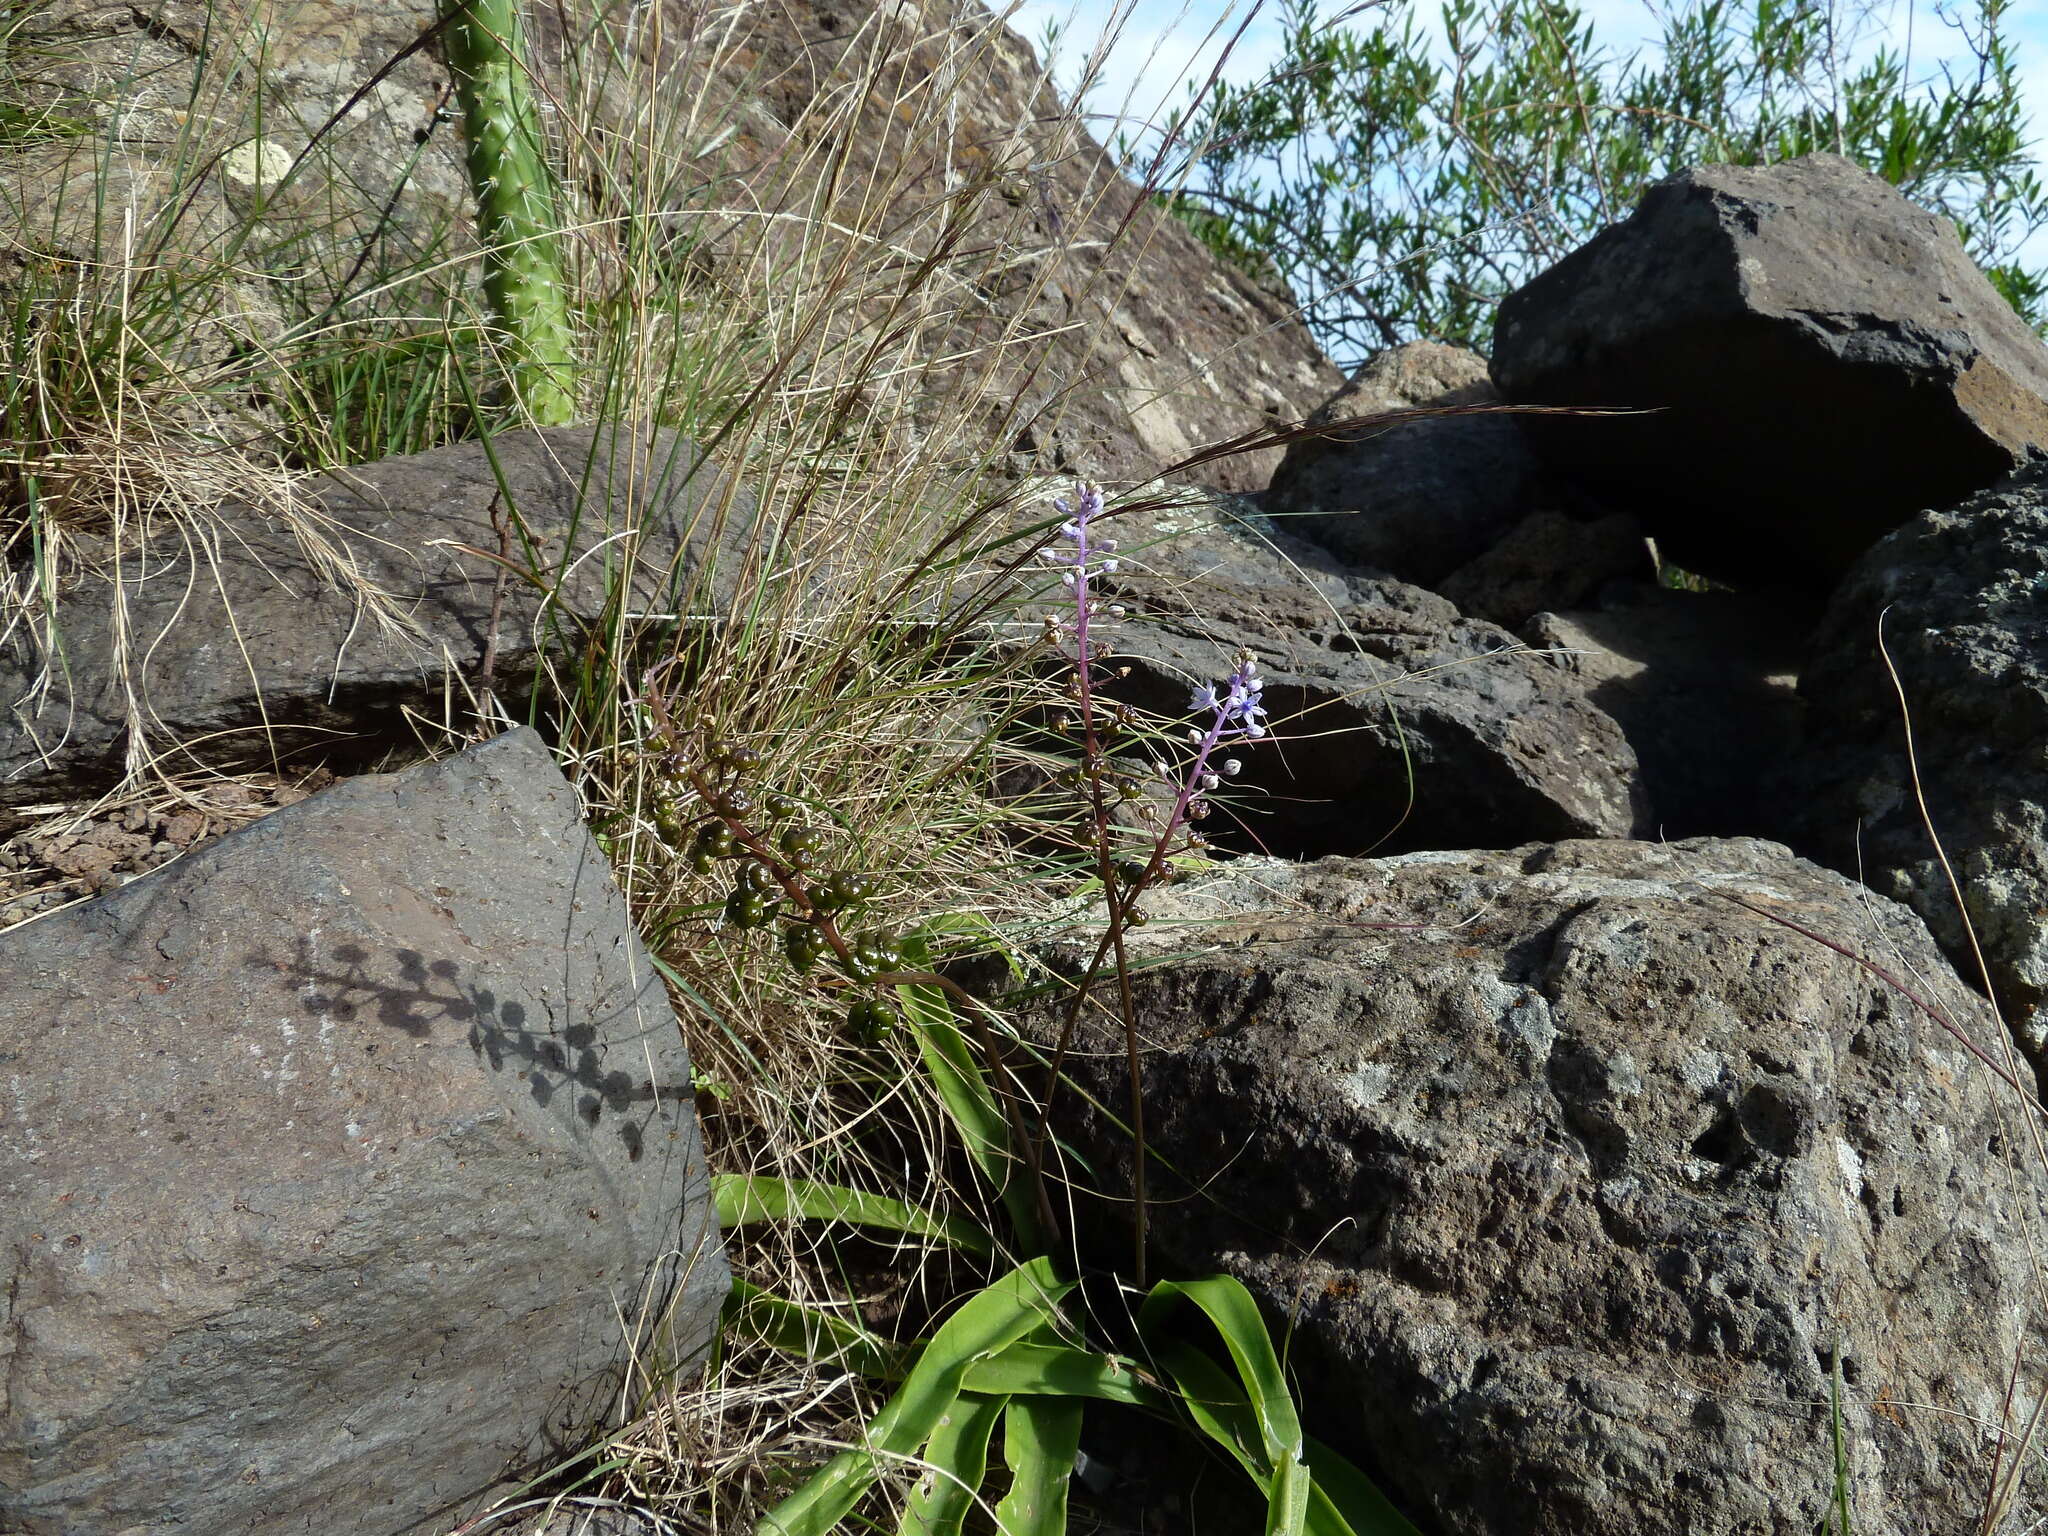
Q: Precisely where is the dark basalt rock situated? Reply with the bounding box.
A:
[1492,153,2048,589]
[0,427,755,834]
[1792,462,2048,1054]
[1092,490,1651,856]
[1268,342,1541,587]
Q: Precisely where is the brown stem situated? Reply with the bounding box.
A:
[646,706,1055,1246]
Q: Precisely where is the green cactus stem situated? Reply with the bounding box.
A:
[441,0,577,426]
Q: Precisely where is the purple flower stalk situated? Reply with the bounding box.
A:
[1163,650,1264,841]
[1041,481,1121,668]
[1035,480,1274,1290]
[1038,479,1268,870]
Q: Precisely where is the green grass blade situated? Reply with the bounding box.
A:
[756,1258,1074,1536]
[994,1396,1084,1536]
[725,1279,905,1382]
[715,1173,996,1255]
[900,1391,1004,1536]
[894,935,1046,1250]
[962,1342,1162,1408]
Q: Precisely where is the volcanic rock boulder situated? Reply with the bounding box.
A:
[1267,342,1541,585]
[0,426,756,834]
[1437,508,1650,630]
[1092,490,1650,854]
[1491,153,2048,589]
[1025,839,2048,1536]
[0,727,726,1536]
[1794,463,2048,1054]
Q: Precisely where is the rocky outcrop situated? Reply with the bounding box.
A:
[686,0,1340,487]
[0,727,725,1536]
[1267,342,1540,584]
[1025,838,2047,1536]
[1092,490,1651,855]
[0,427,753,832]
[3,0,468,280]
[3,0,1338,490]
[1793,464,2048,1054]
[1491,153,2048,589]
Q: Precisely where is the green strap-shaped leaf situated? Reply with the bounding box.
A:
[714,1173,996,1255]
[1139,1286,1419,1536]
[894,935,1046,1251]
[1150,1336,1268,1482]
[899,1391,1004,1536]
[994,1396,1084,1536]
[962,1342,1160,1409]
[724,1279,905,1383]
[1139,1276,1304,1468]
[1267,1439,1312,1536]
[755,1258,1073,1536]
[1304,1437,1424,1536]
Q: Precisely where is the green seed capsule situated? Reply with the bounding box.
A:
[847,997,897,1044]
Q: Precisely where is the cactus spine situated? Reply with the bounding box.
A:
[441,0,577,426]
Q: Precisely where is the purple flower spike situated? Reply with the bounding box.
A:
[1043,481,1119,662]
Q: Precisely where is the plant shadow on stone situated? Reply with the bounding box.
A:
[255,937,696,1164]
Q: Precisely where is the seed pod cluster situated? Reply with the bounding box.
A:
[656,733,900,1043]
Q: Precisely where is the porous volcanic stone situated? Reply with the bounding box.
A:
[1491,153,2048,588]
[1025,839,2048,1536]
[1091,490,1650,854]
[0,427,756,833]
[1268,342,1539,586]
[0,728,725,1536]
[1793,463,2048,1054]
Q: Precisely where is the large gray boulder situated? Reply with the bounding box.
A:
[1090,490,1650,855]
[1267,342,1541,587]
[1491,154,2048,589]
[0,728,726,1536]
[1025,838,2047,1536]
[0,427,757,834]
[1793,464,2048,1055]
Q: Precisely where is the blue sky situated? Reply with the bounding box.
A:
[1009,0,2048,184]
